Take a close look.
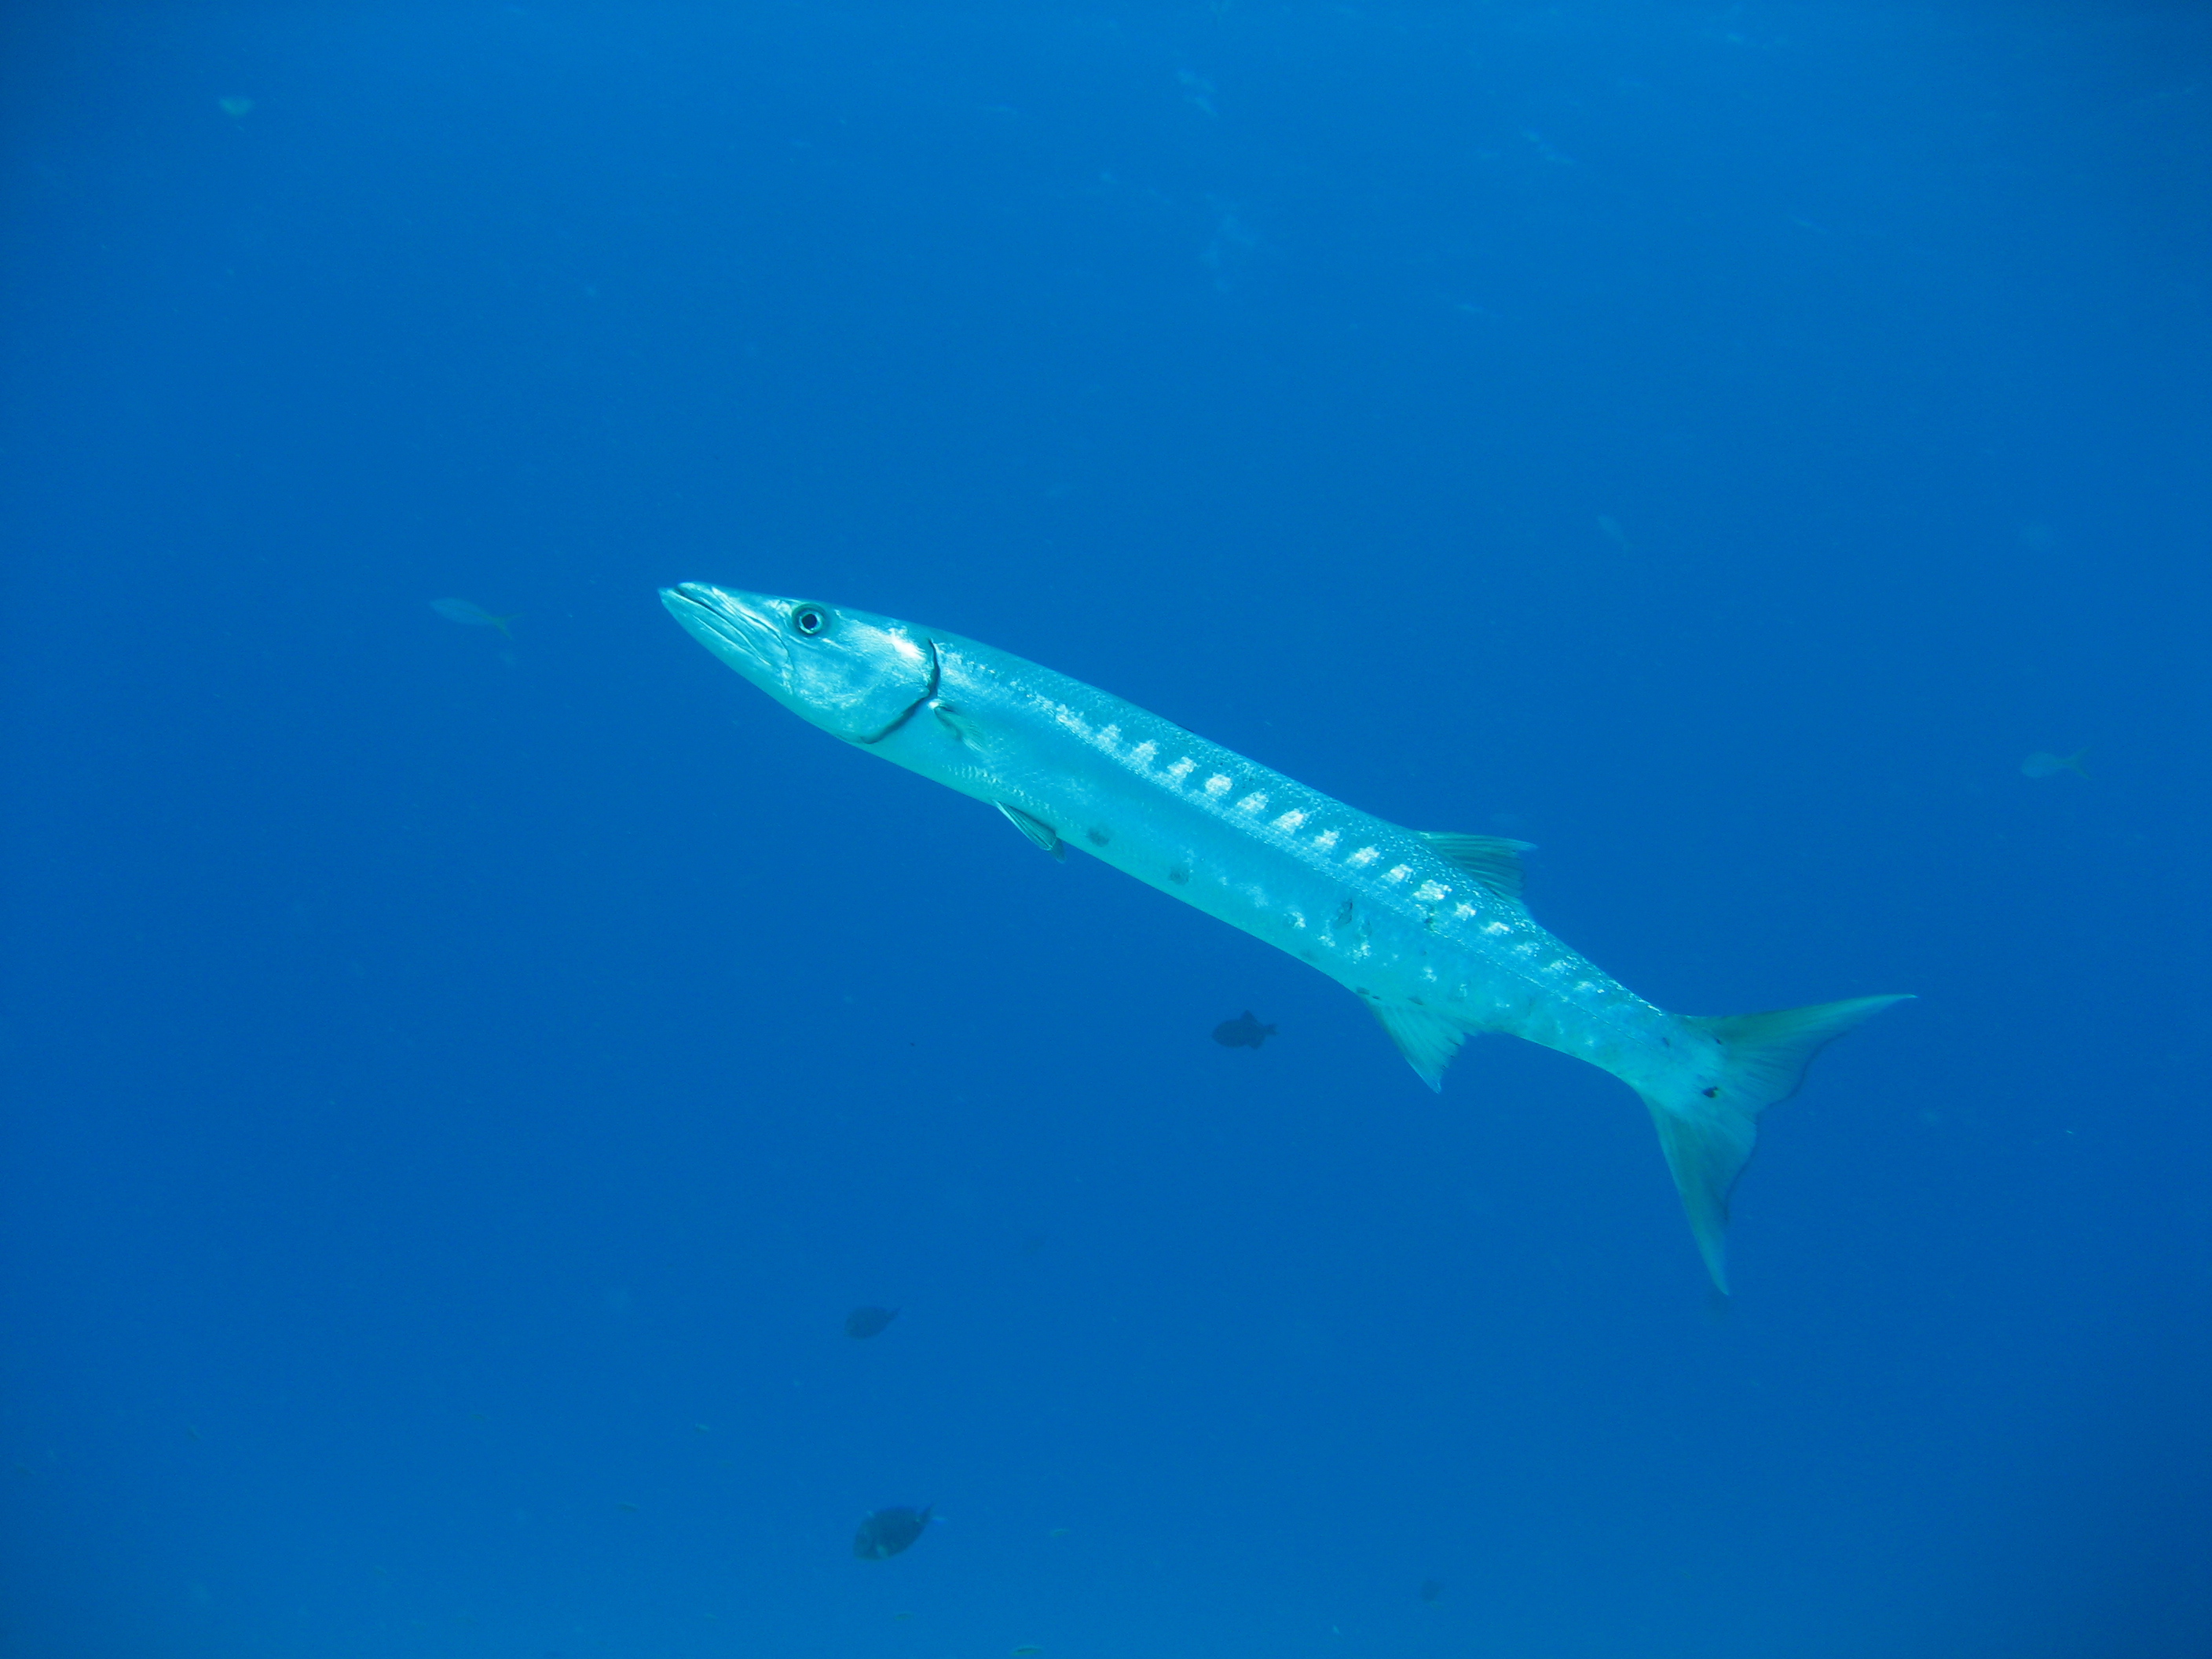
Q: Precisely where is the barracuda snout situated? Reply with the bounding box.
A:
[660,583,936,743]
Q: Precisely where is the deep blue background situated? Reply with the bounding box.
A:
[3,3,2207,1654]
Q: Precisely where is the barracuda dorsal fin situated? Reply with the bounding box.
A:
[1417,832,1535,905]
[997,802,1064,859]
[1372,1002,1469,1092]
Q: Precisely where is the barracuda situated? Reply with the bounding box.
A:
[662,582,1908,1291]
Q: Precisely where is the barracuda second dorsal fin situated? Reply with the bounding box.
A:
[997,802,1064,859]
[1417,832,1535,905]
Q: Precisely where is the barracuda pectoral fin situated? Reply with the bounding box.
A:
[1370,1001,1471,1092]
[932,701,982,745]
[996,802,1064,859]
[1417,832,1535,906]
[1641,993,1914,1293]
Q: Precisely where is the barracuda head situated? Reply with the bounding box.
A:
[661,582,937,743]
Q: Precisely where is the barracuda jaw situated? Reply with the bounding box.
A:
[662,583,789,689]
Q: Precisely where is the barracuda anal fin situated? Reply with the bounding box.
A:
[1371,1001,1470,1092]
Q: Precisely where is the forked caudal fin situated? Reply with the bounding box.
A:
[1642,994,1913,1293]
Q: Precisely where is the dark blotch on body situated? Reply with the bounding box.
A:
[1086,826,1111,846]
[1168,864,1190,885]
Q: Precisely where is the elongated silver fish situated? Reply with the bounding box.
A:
[662,583,1909,1290]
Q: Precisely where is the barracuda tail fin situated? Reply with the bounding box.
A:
[1642,994,1913,1292]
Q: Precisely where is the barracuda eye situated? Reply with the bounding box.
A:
[792,605,830,637]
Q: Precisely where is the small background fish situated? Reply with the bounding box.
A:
[845,1305,899,1339]
[853,1504,931,1559]
[430,597,518,638]
[1212,1010,1277,1049]
[2020,748,2088,779]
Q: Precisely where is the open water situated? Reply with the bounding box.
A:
[3,4,2207,1654]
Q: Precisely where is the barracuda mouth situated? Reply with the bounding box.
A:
[661,583,789,688]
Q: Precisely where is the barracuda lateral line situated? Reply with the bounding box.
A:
[661,583,1910,1291]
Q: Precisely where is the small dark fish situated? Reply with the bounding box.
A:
[853,1504,932,1559]
[1212,1010,1278,1049]
[845,1306,899,1339]
[1419,1578,1445,1603]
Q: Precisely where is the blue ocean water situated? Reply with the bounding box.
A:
[2,2,2207,1654]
